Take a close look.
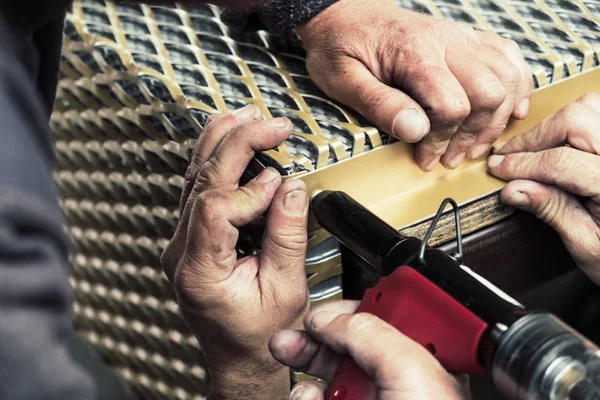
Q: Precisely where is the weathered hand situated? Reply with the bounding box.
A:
[161,105,310,399]
[270,301,470,400]
[488,93,600,285]
[296,0,533,171]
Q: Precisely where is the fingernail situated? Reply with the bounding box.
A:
[290,385,306,400]
[233,104,259,119]
[469,143,491,160]
[267,117,289,128]
[284,189,307,214]
[310,311,338,330]
[492,141,506,153]
[445,152,466,169]
[507,191,531,208]
[291,384,320,400]
[487,154,505,169]
[204,115,216,128]
[517,98,530,119]
[392,109,429,143]
[256,167,279,183]
[422,155,441,172]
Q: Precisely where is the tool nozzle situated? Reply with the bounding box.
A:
[309,190,402,270]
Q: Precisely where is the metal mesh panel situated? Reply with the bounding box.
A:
[393,0,600,86]
[53,1,600,398]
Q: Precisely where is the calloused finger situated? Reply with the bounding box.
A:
[191,117,292,194]
[306,312,454,393]
[487,147,600,200]
[269,301,359,380]
[467,47,521,160]
[269,301,359,379]
[259,179,310,313]
[398,38,471,137]
[476,31,533,119]
[495,93,600,155]
[500,179,600,283]
[269,329,341,382]
[167,107,262,271]
[442,46,513,167]
[402,41,471,170]
[260,179,309,276]
[164,167,281,283]
[180,105,261,215]
[164,117,290,280]
[311,58,430,143]
[306,300,360,319]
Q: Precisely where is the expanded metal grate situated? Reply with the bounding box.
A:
[53,1,600,398]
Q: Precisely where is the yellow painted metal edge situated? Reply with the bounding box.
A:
[299,67,600,233]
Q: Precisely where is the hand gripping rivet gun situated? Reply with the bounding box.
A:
[311,190,600,400]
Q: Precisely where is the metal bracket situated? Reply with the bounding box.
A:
[418,198,464,266]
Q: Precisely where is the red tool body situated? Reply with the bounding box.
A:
[326,266,487,399]
[312,190,600,400]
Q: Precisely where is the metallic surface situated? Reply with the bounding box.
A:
[491,313,600,400]
[53,0,600,398]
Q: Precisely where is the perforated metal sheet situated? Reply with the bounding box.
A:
[54,1,600,398]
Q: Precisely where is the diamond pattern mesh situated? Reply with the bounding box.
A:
[53,1,600,398]
[394,0,600,86]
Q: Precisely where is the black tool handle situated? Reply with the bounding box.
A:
[311,190,406,271]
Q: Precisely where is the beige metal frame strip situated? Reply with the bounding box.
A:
[299,67,600,233]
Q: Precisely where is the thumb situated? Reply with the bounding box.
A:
[501,180,600,282]
[260,179,309,278]
[313,58,430,143]
[307,312,457,396]
[289,381,327,400]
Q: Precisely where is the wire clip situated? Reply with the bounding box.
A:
[418,198,464,265]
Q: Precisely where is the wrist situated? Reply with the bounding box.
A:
[199,330,291,398]
[206,352,290,399]
[294,0,342,42]
[296,0,393,43]
[295,0,360,46]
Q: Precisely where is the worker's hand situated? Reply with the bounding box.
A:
[270,300,470,400]
[296,0,532,171]
[488,93,600,285]
[160,105,310,398]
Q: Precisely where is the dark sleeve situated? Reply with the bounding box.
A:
[0,13,96,400]
[220,0,339,33]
